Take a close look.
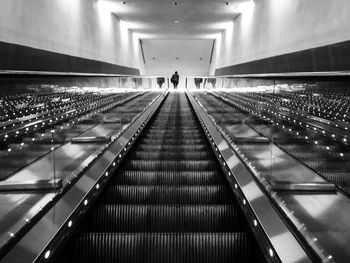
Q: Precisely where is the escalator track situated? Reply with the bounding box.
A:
[57,92,263,263]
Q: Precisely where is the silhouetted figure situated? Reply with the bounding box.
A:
[132,77,142,89]
[157,77,165,88]
[171,71,179,89]
[194,78,203,89]
[208,78,216,88]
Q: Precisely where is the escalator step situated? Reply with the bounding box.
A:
[140,138,205,145]
[129,151,213,160]
[144,133,203,139]
[71,232,255,263]
[123,160,217,171]
[149,126,200,131]
[321,172,350,186]
[151,120,197,124]
[87,205,244,232]
[137,144,210,151]
[151,123,198,127]
[302,160,350,172]
[283,151,337,160]
[151,122,197,125]
[146,129,201,134]
[102,185,233,204]
[114,171,225,185]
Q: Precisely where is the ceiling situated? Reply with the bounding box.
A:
[142,39,214,75]
[100,0,249,39]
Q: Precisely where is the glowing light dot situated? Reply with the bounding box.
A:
[44,250,50,259]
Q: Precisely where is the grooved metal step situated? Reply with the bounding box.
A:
[71,232,255,263]
[144,133,203,139]
[137,144,210,151]
[123,160,217,171]
[129,151,213,160]
[140,138,205,145]
[102,185,233,204]
[146,129,202,134]
[87,205,244,232]
[113,171,225,185]
[149,126,200,131]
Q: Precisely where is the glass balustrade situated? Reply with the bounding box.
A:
[190,75,350,262]
[0,74,167,251]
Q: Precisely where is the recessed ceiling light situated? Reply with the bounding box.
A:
[174,20,180,24]
[172,1,178,5]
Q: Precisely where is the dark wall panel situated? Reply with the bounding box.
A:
[215,40,350,76]
[0,41,140,75]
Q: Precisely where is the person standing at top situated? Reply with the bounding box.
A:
[171,71,179,89]
[157,77,165,88]
[194,78,203,89]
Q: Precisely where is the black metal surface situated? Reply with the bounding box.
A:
[0,40,139,75]
[215,39,350,75]
[56,92,263,263]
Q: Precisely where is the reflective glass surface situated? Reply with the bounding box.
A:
[0,75,166,250]
[191,76,350,262]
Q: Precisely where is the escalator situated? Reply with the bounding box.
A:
[56,92,264,263]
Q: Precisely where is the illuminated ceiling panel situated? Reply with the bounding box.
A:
[99,0,251,39]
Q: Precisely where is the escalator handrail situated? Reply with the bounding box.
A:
[0,91,168,263]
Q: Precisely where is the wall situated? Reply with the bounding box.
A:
[211,0,350,75]
[143,39,213,87]
[0,0,144,74]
